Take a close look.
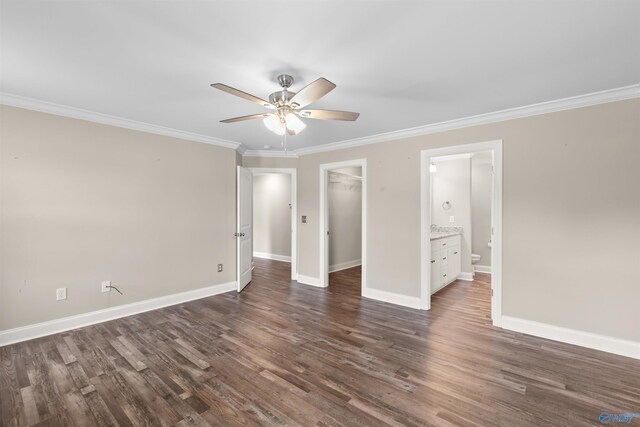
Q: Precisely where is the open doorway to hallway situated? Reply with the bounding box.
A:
[249,167,297,281]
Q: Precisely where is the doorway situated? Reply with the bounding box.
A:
[319,159,367,293]
[248,167,297,281]
[421,141,502,326]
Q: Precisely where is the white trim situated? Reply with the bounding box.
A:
[474,264,492,274]
[457,272,474,281]
[243,150,299,158]
[296,84,640,156]
[236,144,248,156]
[421,140,503,327]
[362,288,422,310]
[319,159,367,295]
[0,281,236,347]
[296,275,323,288]
[248,167,298,280]
[432,153,473,162]
[253,252,291,263]
[329,259,362,273]
[501,316,640,360]
[0,92,240,150]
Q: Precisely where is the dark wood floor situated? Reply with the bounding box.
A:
[1,259,639,426]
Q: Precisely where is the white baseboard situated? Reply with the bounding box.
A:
[501,316,640,360]
[474,264,492,274]
[362,288,422,310]
[253,252,291,263]
[458,272,474,281]
[430,282,449,295]
[0,281,237,347]
[329,259,361,273]
[297,275,325,288]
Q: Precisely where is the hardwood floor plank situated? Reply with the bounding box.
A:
[1,258,639,426]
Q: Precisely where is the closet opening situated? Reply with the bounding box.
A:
[319,159,367,294]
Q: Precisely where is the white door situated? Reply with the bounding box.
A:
[237,166,253,291]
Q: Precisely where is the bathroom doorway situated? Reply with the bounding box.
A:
[421,141,502,326]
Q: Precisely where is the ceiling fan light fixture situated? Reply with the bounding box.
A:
[285,113,306,134]
[212,74,359,143]
[263,114,285,135]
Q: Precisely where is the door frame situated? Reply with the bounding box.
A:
[319,159,367,291]
[249,167,298,281]
[420,140,503,326]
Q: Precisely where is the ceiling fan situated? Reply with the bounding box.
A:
[210,74,359,137]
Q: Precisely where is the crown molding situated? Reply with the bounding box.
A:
[4,84,637,158]
[294,84,640,156]
[0,92,242,150]
[243,150,299,158]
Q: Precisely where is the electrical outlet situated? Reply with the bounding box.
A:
[449,216,455,223]
[218,264,223,272]
[56,288,67,301]
[302,215,307,223]
[101,281,111,293]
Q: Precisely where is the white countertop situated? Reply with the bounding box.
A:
[430,231,461,240]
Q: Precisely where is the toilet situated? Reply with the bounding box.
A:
[471,253,481,264]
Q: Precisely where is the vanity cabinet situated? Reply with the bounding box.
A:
[430,234,462,294]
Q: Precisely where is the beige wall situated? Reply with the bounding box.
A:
[242,155,298,169]
[328,167,362,269]
[297,99,640,342]
[3,98,639,345]
[0,106,238,331]
[472,157,493,265]
[432,157,473,275]
[253,173,291,258]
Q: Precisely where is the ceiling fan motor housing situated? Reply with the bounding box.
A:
[277,74,294,89]
[269,90,297,107]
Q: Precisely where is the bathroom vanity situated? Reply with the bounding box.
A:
[430,231,462,294]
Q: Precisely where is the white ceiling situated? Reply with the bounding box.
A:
[2,1,639,152]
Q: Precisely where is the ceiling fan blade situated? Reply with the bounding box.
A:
[289,78,336,108]
[210,83,275,109]
[220,113,271,123]
[297,109,360,121]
